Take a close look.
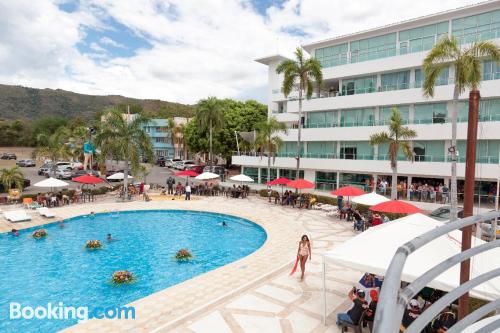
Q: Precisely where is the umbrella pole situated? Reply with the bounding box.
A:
[323,257,327,325]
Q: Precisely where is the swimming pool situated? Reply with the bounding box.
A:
[0,210,267,332]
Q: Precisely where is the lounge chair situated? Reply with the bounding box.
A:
[37,207,55,218]
[4,210,32,222]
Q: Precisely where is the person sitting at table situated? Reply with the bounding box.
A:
[336,287,368,327]
[361,273,377,288]
[430,306,457,333]
[364,289,378,323]
[36,193,45,207]
[372,213,383,226]
[353,209,364,231]
[401,299,422,331]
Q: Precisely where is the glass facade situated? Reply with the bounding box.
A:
[415,67,450,88]
[458,98,500,122]
[379,105,410,125]
[307,141,336,158]
[350,33,397,63]
[340,108,375,127]
[457,140,500,164]
[339,141,373,160]
[278,142,304,157]
[381,71,410,91]
[306,111,337,128]
[483,60,500,81]
[279,169,304,180]
[452,9,500,44]
[377,142,408,161]
[414,103,447,124]
[243,167,259,180]
[314,43,348,68]
[339,173,372,191]
[316,171,337,191]
[341,76,377,95]
[399,22,449,54]
[260,168,278,183]
[412,141,446,162]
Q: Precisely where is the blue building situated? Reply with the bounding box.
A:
[143,119,175,158]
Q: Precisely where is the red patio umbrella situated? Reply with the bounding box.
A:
[287,179,314,189]
[369,200,422,214]
[72,174,104,184]
[175,170,199,177]
[266,177,291,186]
[331,186,366,197]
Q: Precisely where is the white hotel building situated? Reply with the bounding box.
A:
[233,1,500,200]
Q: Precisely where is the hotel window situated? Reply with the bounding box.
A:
[414,103,447,124]
[458,98,500,122]
[306,111,337,128]
[399,22,448,54]
[315,171,337,191]
[339,141,373,160]
[415,67,449,88]
[452,9,500,44]
[350,33,397,63]
[279,169,304,180]
[340,108,375,127]
[307,141,336,158]
[260,168,277,183]
[483,60,500,81]
[457,140,500,164]
[377,142,407,161]
[314,43,348,68]
[155,137,167,143]
[342,75,377,95]
[381,71,410,91]
[412,141,445,162]
[379,106,410,125]
[278,142,304,157]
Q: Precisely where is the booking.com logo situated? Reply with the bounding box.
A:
[9,302,135,321]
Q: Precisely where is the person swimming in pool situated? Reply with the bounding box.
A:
[221,221,228,227]
[107,233,112,241]
[11,229,19,237]
[59,220,65,228]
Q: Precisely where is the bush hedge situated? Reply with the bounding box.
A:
[259,189,338,206]
[20,185,122,200]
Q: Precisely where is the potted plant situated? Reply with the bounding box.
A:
[85,240,102,249]
[32,229,47,239]
[175,248,193,261]
[111,270,135,284]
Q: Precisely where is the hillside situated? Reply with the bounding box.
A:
[0,84,196,120]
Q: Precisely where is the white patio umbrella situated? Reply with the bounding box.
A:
[34,177,69,188]
[229,174,254,183]
[195,172,220,180]
[107,172,134,180]
[352,192,390,206]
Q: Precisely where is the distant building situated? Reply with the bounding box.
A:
[143,119,174,158]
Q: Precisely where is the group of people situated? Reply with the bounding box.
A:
[35,191,72,207]
[337,198,390,232]
[272,190,316,209]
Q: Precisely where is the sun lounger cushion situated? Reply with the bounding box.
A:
[37,207,55,218]
[4,210,31,222]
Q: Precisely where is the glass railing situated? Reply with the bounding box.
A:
[484,72,500,81]
[303,122,338,129]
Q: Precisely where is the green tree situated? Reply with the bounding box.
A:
[423,37,500,221]
[32,116,68,138]
[370,108,417,200]
[196,97,225,165]
[255,117,287,186]
[276,47,322,179]
[0,166,24,191]
[34,127,72,176]
[95,108,153,200]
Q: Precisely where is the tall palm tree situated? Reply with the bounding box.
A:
[276,47,323,179]
[197,97,225,165]
[95,108,154,200]
[423,37,500,221]
[167,118,176,158]
[34,127,72,176]
[0,166,24,191]
[370,108,417,200]
[255,117,288,186]
[67,125,88,162]
[172,122,187,160]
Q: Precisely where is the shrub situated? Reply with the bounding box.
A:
[112,270,134,284]
[32,229,47,239]
[259,189,269,197]
[175,248,193,261]
[85,240,102,249]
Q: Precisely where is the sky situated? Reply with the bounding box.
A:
[0,0,484,104]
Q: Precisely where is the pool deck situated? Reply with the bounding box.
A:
[0,196,359,333]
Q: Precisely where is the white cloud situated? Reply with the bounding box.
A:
[0,0,484,105]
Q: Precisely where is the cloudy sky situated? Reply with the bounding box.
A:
[0,0,482,104]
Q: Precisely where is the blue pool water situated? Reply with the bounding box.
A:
[0,210,266,332]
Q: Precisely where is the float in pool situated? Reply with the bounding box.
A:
[0,210,267,332]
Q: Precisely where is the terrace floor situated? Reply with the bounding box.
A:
[1,195,359,333]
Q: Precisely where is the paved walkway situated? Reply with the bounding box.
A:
[1,195,359,333]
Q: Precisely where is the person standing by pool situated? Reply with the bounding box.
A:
[166,176,174,195]
[297,235,311,281]
[185,183,191,200]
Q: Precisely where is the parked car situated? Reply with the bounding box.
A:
[180,160,195,170]
[429,206,464,222]
[55,167,73,180]
[156,156,167,167]
[56,161,82,169]
[38,163,53,176]
[166,158,182,168]
[1,153,17,160]
[186,165,204,174]
[0,179,30,192]
[16,159,36,167]
[71,169,100,178]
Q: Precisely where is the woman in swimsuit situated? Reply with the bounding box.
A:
[297,235,311,281]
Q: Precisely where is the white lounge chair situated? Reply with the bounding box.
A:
[4,210,32,222]
[37,207,55,218]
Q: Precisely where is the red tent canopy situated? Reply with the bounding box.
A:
[267,177,291,186]
[287,179,314,189]
[331,186,366,197]
[175,170,199,177]
[369,200,422,214]
[72,174,104,184]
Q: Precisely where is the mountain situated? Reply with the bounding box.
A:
[0,84,196,120]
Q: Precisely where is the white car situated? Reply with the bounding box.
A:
[166,158,182,168]
[55,167,73,180]
[56,161,82,169]
[175,160,195,170]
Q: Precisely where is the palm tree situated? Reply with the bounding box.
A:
[67,125,88,162]
[172,122,187,160]
[370,108,417,200]
[34,127,72,176]
[0,166,24,191]
[95,108,154,200]
[423,37,500,221]
[276,47,323,179]
[197,97,225,165]
[167,118,176,158]
[255,117,288,187]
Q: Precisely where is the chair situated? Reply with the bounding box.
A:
[22,197,33,208]
[7,189,21,204]
[341,311,366,333]
[3,210,32,222]
[37,207,55,218]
